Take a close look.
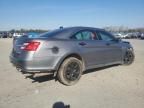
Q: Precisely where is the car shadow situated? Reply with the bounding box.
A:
[83,64,120,75]
[25,64,120,83]
[25,73,55,83]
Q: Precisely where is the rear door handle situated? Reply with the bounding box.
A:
[79,42,87,46]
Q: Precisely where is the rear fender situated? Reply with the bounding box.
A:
[54,53,86,76]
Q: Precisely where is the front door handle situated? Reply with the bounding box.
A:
[79,42,87,46]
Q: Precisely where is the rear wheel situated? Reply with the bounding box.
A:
[123,50,134,65]
[57,57,83,86]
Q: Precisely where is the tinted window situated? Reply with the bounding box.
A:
[98,31,115,41]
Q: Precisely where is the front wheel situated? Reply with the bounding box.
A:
[57,57,83,86]
[123,50,135,65]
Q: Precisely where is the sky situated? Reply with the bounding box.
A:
[0,0,144,30]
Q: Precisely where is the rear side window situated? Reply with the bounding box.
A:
[71,30,98,40]
[82,31,92,40]
[75,33,83,40]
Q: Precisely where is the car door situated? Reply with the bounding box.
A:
[97,30,122,64]
[71,30,108,68]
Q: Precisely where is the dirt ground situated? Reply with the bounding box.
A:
[0,39,144,108]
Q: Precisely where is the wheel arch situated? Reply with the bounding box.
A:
[122,47,135,65]
[55,53,85,76]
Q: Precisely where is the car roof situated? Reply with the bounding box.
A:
[60,26,104,33]
[39,26,105,39]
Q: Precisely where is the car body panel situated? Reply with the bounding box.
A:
[10,27,134,73]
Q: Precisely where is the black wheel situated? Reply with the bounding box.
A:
[123,50,135,65]
[57,57,83,86]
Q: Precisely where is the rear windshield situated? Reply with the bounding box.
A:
[39,28,71,39]
[18,33,40,38]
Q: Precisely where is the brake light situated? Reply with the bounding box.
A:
[21,41,40,51]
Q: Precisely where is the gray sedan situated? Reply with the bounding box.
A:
[10,27,134,85]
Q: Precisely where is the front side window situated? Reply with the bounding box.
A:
[98,31,115,41]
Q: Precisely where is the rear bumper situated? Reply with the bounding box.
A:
[9,55,59,73]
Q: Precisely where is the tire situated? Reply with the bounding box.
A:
[123,50,135,65]
[57,57,83,86]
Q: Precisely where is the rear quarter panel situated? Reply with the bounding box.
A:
[33,39,82,70]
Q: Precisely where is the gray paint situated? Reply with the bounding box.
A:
[10,26,134,73]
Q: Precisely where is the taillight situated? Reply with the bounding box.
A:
[21,41,40,51]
